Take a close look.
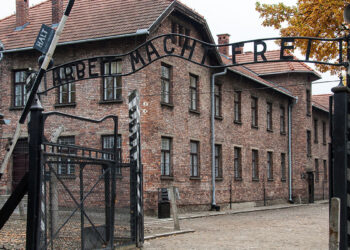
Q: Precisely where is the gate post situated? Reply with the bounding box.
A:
[26,97,44,250]
[331,82,349,249]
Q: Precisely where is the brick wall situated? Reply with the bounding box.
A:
[0,12,329,213]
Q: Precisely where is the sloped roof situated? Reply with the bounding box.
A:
[0,0,176,51]
[235,50,321,81]
[220,54,294,98]
[312,94,331,112]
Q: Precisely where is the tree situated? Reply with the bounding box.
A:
[255,1,348,74]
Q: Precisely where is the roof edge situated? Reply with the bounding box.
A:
[228,67,296,99]
[2,30,149,54]
[312,103,329,113]
[258,70,321,81]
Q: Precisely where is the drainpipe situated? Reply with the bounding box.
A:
[211,68,227,209]
[288,100,294,202]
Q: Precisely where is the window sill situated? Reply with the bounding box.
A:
[281,178,286,182]
[252,178,259,182]
[58,174,76,179]
[215,116,223,121]
[307,154,312,158]
[9,106,24,111]
[54,103,77,108]
[267,129,273,133]
[280,131,286,136]
[267,178,274,182]
[234,177,242,181]
[251,125,259,130]
[161,102,174,109]
[306,113,312,117]
[190,176,201,180]
[234,120,242,125]
[189,109,200,115]
[160,175,174,180]
[99,99,123,105]
[215,177,223,181]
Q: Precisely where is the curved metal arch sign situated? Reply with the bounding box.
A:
[40,34,347,94]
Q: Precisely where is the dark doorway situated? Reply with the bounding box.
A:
[12,139,29,191]
[307,171,314,203]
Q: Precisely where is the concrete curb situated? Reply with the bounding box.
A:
[144,229,195,241]
[145,200,329,225]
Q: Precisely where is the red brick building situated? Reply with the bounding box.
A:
[0,0,329,214]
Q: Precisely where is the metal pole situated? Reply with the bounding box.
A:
[26,97,44,250]
[210,69,227,209]
[331,81,349,250]
[19,0,75,124]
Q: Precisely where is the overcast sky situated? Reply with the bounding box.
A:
[0,0,339,94]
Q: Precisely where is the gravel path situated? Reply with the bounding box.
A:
[143,203,328,250]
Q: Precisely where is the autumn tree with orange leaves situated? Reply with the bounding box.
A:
[256,1,349,74]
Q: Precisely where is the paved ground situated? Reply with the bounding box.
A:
[143,203,328,250]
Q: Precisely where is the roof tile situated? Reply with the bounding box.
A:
[0,0,174,50]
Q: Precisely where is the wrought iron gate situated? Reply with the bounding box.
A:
[35,111,143,249]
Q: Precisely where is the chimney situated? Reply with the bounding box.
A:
[16,0,29,28]
[52,0,63,25]
[217,34,230,56]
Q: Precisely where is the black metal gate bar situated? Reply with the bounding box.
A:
[331,84,349,249]
[80,164,85,250]
[26,98,44,250]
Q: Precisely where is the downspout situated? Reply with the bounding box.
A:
[288,100,294,202]
[211,68,227,209]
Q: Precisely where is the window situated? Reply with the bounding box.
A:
[103,60,122,101]
[280,106,286,134]
[281,153,286,181]
[102,135,122,174]
[252,149,259,180]
[234,91,242,123]
[322,121,327,145]
[234,147,242,180]
[323,160,327,181]
[161,64,172,104]
[214,84,222,117]
[161,137,172,176]
[314,119,318,143]
[190,141,199,177]
[58,136,76,175]
[315,158,319,182]
[267,152,273,180]
[251,97,258,127]
[267,102,273,131]
[307,130,312,157]
[189,74,199,111]
[58,67,76,104]
[215,144,222,178]
[306,89,311,115]
[13,70,27,107]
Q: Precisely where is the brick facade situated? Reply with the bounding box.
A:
[0,0,329,214]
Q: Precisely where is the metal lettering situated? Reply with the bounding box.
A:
[75,61,86,80]
[181,39,196,60]
[163,35,175,55]
[280,38,295,60]
[254,40,267,62]
[64,64,75,82]
[88,58,99,78]
[306,39,312,61]
[145,41,160,63]
[231,43,244,64]
[130,49,146,72]
[52,68,61,86]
